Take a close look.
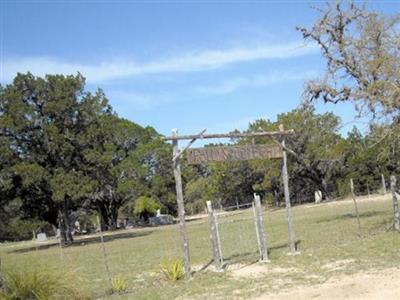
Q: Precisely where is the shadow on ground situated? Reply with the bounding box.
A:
[8,230,152,254]
[316,210,388,224]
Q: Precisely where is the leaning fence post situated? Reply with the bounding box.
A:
[350,178,361,234]
[253,194,269,262]
[206,201,223,269]
[390,175,400,231]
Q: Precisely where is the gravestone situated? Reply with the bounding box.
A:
[37,233,47,242]
[149,214,174,226]
[314,190,322,204]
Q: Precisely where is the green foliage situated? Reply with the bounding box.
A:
[134,196,160,221]
[111,275,128,294]
[185,177,210,214]
[159,259,185,282]
[0,73,173,239]
[7,218,49,241]
[0,263,90,300]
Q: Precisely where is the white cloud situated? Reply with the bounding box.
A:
[1,42,317,83]
[108,90,173,111]
[197,70,317,95]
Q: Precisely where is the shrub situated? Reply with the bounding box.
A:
[7,218,49,241]
[111,275,128,294]
[134,196,160,221]
[0,262,90,300]
[160,258,185,282]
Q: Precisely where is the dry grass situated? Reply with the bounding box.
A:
[1,194,399,299]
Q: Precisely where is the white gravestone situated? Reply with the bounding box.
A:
[37,233,47,242]
[314,190,322,203]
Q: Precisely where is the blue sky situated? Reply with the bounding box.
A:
[1,0,399,141]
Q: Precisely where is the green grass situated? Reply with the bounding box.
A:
[1,194,399,299]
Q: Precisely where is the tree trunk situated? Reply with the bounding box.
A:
[321,178,331,201]
[58,207,73,245]
[108,202,118,230]
[96,201,118,231]
[274,190,280,207]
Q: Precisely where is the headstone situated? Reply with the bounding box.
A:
[149,215,174,226]
[156,209,161,217]
[314,190,322,203]
[74,220,81,232]
[37,233,47,242]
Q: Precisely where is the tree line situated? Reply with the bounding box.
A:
[1,73,397,243]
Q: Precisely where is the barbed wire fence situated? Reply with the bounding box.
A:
[1,173,400,299]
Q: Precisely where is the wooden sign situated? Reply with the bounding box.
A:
[187,144,283,165]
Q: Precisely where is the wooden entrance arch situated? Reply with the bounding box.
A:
[163,125,297,277]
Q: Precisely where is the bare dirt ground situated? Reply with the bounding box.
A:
[252,267,400,300]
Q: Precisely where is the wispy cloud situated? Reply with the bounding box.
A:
[2,42,317,83]
[108,90,173,111]
[213,116,259,132]
[197,70,317,95]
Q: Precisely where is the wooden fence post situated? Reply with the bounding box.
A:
[97,215,112,289]
[382,174,387,194]
[172,130,191,277]
[390,175,400,231]
[206,201,223,269]
[253,194,269,262]
[350,179,361,234]
[252,202,260,254]
[279,124,297,254]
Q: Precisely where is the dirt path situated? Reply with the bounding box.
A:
[254,268,400,300]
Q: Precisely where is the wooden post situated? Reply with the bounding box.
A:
[97,215,112,289]
[382,174,387,194]
[252,202,261,255]
[390,175,400,231]
[350,179,361,234]
[206,201,223,269]
[366,182,370,199]
[279,124,296,254]
[253,194,269,262]
[172,130,191,277]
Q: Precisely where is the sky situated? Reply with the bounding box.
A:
[1,0,399,142]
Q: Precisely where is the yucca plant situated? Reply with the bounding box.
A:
[159,258,185,282]
[111,275,128,294]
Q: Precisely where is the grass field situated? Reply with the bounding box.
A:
[1,194,400,299]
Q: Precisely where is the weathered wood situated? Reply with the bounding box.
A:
[350,179,361,234]
[382,174,387,194]
[172,128,207,162]
[279,124,296,254]
[390,175,400,231]
[172,130,191,277]
[163,129,295,141]
[253,194,269,262]
[97,215,112,289]
[187,144,283,165]
[252,202,261,257]
[206,201,223,269]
